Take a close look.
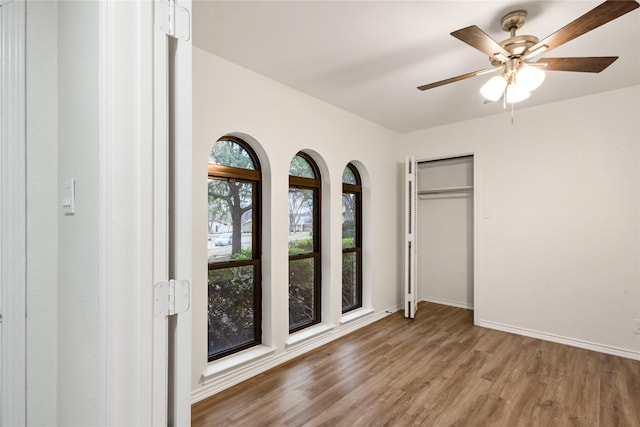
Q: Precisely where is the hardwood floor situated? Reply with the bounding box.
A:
[192,302,640,426]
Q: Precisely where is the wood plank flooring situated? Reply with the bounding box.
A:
[192,302,640,426]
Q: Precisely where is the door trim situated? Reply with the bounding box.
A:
[97,2,158,424]
[152,0,193,424]
[0,1,27,425]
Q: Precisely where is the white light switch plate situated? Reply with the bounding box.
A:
[63,179,75,215]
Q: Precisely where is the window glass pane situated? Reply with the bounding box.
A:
[342,193,356,247]
[289,257,315,330]
[208,265,257,357]
[342,163,362,314]
[342,166,357,184]
[342,252,358,311]
[289,155,316,178]
[209,139,256,170]
[208,178,254,263]
[288,188,314,253]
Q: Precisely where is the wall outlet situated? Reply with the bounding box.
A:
[635,319,640,335]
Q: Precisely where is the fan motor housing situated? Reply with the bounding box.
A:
[489,10,539,66]
[490,34,540,65]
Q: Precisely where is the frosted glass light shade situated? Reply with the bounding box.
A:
[505,83,530,103]
[480,76,507,101]
[516,65,545,92]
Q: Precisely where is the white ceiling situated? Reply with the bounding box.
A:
[192,1,640,134]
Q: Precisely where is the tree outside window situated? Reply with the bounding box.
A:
[207,136,262,360]
[288,153,321,332]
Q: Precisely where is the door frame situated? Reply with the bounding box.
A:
[0,1,27,424]
[97,1,155,424]
[152,0,193,424]
[414,152,479,325]
[97,1,192,424]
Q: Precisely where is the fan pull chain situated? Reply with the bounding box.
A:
[511,102,515,125]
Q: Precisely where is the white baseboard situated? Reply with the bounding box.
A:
[191,304,401,403]
[383,304,402,314]
[477,319,640,361]
[420,296,473,310]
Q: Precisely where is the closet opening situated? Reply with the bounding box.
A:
[416,156,474,312]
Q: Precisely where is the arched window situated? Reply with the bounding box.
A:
[207,136,262,360]
[288,153,321,332]
[342,163,362,313]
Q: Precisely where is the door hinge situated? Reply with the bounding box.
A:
[157,0,191,41]
[154,279,190,317]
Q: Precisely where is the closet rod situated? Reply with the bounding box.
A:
[418,185,473,195]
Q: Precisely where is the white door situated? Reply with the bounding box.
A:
[0,1,26,424]
[404,156,418,318]
[152,0,192,425]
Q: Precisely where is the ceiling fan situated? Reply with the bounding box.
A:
[417,0,640,104]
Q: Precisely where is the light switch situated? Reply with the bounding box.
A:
[63,179,75,215]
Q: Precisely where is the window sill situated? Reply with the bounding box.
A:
[340,307,375,325]
[285,323,334,349]
[203,345,277,380]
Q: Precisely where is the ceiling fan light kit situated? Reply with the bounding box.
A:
[480,60,546,104]
[480,75,507,101]
[505,81,531,104]
[517,65,545,92]
[417,0,640,106]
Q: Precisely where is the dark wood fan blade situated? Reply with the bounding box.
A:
[450,26,511,59]
[536,56,618,72]
[417,68,490,91]
[528,0,640,54]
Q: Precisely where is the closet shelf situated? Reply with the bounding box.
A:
[418,185,473,195]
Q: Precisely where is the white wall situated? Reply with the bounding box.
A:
[26,1,58,424]
[26,2,159,424]
[27,2,100,425]
[401,86,640,358]
[56,1,100,425]
[192,48,402,400]
[418,195,473,307]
